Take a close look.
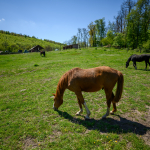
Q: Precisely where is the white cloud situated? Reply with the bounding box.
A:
[0,18,5,22]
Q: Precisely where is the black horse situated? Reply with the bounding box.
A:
[126,54,150,70]
[40,51,45,57]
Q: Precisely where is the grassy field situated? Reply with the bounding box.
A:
[0,48,150,150]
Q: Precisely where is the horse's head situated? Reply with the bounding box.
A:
[52,93,63,110]
[126,62,129,68]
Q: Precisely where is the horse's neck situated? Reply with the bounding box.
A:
[127,56,131,63]
[56,75,68,98]
[56,86,66,98]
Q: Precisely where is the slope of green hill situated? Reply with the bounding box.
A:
[0,30,65,52]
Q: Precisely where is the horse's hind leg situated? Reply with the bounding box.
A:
[75,91,90,119]
[102,89,112,119]
[110,92,117,114]
[144,61,147,70]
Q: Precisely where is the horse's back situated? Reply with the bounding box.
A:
[131,54,150,62]
[67,66,119,92]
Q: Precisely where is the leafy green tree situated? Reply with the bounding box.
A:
[71,35,77,44]
[113,33,125,48]
[126,0,150,49]
[95,18,106,46]
[88,22,96,47]
[2,41,9,49]
[101,30,115,46]
[143,29,150,50]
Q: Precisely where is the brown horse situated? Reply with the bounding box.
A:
[53,66,124,119]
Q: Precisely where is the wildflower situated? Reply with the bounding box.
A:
[115,141,117,142]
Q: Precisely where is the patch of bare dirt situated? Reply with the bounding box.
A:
[23,137,38,150]
[49,131,62,142]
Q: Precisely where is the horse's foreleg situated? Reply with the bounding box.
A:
[76,97,83,116]
[102,107,110,119]
[83,102,91,119]
[75,91,90,119]
[133,61,137,69]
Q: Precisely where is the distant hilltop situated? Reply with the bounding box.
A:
[0,30,66,52]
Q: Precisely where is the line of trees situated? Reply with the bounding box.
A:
[65,0,150,51]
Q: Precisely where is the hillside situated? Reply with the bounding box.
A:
[0,30,65,52]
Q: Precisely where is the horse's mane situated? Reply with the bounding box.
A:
[56,73,68,97]
[126,54,137,63]
[56,68,80,97]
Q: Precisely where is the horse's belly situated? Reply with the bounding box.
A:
[83,89,100,92]
[82,85,102,92]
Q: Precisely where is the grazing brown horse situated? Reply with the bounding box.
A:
[40,51,45,57]
[53,66,124,119]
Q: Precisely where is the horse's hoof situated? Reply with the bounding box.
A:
[110,111,114,115]
[53,107,58,111]
[76,112,80,116]
[84,115,90,120]
[102,115,106,119]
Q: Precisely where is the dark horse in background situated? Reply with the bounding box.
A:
[126,54,150,70]
[40,51,45,57]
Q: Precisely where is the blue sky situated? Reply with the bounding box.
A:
[0,0,125,43]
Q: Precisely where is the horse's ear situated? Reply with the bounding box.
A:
[52,93,56,96]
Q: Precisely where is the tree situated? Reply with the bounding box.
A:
[71,35,77,44]
[2,41,9,49]
[113,33,125,48]
[101,30,115,46]
[77,28,81,48]
[107,21,116,34]
[82,28,88,47]
[88,22,96,47]
[95,18,106,46]
[126,0,150,49]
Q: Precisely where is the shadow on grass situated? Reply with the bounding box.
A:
[127,68,150,71]
[57,110,150,135]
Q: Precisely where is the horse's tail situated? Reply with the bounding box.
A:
[112,71,124,103]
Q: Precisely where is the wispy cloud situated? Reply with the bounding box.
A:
[0,18,5,22]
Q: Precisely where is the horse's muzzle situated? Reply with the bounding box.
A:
[53,104,58,111]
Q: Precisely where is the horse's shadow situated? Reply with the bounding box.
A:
[57,110,150,135]
[127,68,150,71]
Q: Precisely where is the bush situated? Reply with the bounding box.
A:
[143,40,150,51]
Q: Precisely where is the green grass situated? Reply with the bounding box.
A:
[0,48,150,149]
